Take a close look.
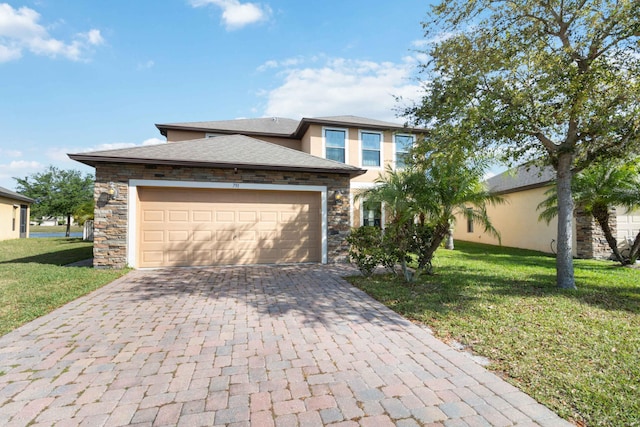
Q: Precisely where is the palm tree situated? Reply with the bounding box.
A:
[538,160,640,265]
[355,159,503,281]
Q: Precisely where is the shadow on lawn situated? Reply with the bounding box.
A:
[0,239,92,266]
[422,244,640,314]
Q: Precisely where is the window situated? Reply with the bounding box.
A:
[466,208,474,233]
[361,132,381,167]
[363,200,382,228]
[325,129,346,163]
[394,134,414,168]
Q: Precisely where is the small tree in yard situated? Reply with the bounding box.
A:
[408,0,640,289]
[354,158,502,282]
[539,159,640,264]
[15,166,93,237]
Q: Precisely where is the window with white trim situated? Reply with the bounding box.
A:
[362,200,382,228]
[361,131,382,167]
[324,129,346,163]
[394,134,414,168]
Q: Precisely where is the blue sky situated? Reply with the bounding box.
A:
[1,0,439,191]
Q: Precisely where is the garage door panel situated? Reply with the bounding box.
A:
[216,211,235,222]
[144,210,164,222]
[142,230,164,243]
[168,211,189,222]
[238,211,257,222]
[216,230,235,242]
[137,187,321,267]
[193,230,213,241]
[168,230,189,242]
[193,211,212,222]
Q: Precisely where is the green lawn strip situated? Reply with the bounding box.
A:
[347,241,640,426]
[0,238,127,337]
[30,225,83,233]
[0,238,93,265]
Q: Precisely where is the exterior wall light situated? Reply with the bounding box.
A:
[108,182,119,200]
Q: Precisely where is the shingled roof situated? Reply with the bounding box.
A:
[68,135,365,176]
[487,164,555,194]
[156,117,300,137]
[0,186,34,204]
[156,115,423,139]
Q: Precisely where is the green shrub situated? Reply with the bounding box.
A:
[346,226,388,277]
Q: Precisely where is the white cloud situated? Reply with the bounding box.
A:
[141,138,165,146]
[190,0,271,30]
[0,160,44,183]
[257,56,303,72]
[137,59,155,70]
[2,160,42,171]
[0,148,22,158]
[260,56,423,122]
[0,3,103,62]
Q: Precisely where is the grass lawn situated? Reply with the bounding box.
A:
[30,225,83,233]
[347,241,639,427]
[0,238,127,337]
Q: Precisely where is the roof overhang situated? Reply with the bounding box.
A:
[68,154,367,177]
[155,123,298,139]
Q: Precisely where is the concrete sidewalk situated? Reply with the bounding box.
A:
[0,264,571,426]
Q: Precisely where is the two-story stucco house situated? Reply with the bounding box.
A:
[69,116,423,269]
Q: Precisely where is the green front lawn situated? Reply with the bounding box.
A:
[348,241,640,426]
[30,225,83,233]
[0,238,127,336]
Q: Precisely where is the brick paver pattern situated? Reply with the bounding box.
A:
[0,265,571,426]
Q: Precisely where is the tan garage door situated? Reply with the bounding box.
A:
[617,207,640,245]
[137,187,321,268]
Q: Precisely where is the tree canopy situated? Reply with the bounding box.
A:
[406,0,640,288]
[15,166,94,237]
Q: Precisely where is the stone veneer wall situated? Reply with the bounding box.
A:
[94,163,352,268]
[575,207,617,259]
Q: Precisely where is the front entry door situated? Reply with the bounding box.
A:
[19,205,28,238]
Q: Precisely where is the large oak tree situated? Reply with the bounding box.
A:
[406,0,640,288]
[15,166,93,237]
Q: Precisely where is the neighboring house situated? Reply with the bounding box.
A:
[69,115,423,268]
[0,186,34,241]
[452,164,640,258]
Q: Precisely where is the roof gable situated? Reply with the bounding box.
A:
[69,134,365,176]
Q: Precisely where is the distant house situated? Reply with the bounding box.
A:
[452,164,640,259]
[69,115,426,268]
[0,186,34,241]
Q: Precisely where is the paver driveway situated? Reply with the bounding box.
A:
[0,265,570,427]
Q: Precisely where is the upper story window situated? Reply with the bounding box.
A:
[360,131,382,168]
[324,129,346,163]
[394,134,415,168]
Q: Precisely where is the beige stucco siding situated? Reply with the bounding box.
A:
[166,129,206,142]
[453,186,577,255]
[304,125,401,183]
[166,129,301,150]
[0,197,29,240]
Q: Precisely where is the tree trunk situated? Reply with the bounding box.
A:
[66,214,71,238]
[556,153,576,289]
[593,208,626,264]
[628,231,640,264]
[445,225,454,250]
